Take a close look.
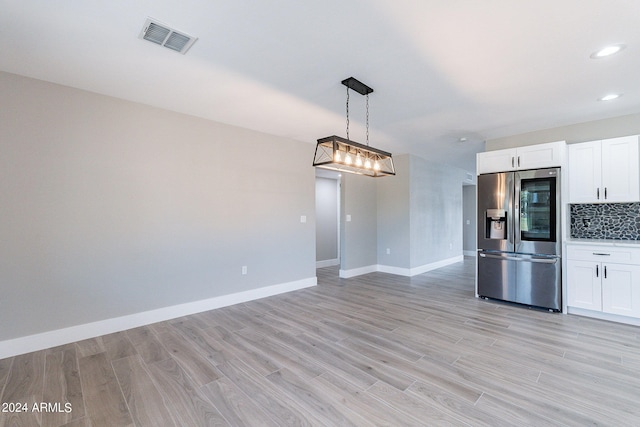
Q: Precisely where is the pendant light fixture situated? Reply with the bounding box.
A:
[313,77,395,177]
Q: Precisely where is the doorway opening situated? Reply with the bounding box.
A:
[315,170,341,275]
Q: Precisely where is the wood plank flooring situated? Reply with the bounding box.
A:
[1,257,640,426]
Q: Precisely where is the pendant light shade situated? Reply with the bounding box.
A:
[313,77,395,177]
[313,135,395,177]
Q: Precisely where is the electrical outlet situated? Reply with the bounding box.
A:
[386,248,391,255]
[242,266,248,275]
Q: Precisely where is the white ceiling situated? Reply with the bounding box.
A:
[2,0,640,173]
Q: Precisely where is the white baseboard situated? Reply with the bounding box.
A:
[316,258,339,268]
[340,255,464,279]
[339,264,377,278]
[379,255,464,277]
[0,277,317,359]
[567,306,640,326]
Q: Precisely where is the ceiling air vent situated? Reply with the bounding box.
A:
[139,18,197,54]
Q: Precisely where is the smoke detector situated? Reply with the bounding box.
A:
[139,18,197,54]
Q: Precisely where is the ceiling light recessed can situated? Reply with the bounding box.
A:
[590,44,626,59]
[599,93,622,101]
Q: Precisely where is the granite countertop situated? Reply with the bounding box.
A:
[566,238,640,247]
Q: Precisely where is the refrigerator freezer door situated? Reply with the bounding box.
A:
[478,252,562,311]
[478,252,517,302]
[514,255,561,310]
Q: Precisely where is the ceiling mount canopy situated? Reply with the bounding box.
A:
[313,77,395,177]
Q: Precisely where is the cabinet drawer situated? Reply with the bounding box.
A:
[566,244,640,263]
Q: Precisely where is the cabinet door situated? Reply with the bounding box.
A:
[601,135,640,202]
[568,140,601,203]
[477,148,516,174]
[517,141,564,170]
[567,260,601,310]
[602,263,640,317]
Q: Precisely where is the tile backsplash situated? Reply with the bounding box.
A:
[570,203,640,240]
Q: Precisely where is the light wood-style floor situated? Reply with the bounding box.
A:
[1,257,640,426]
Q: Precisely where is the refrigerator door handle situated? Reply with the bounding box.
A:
[480,252,558,264]
[479,253,514,260]
[479,253,503,260]
[509,172,516,247]
[513,173,521,248]
[479,253,522,261]
[526,257,559,264]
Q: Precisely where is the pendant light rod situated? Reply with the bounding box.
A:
[341,77,373,96]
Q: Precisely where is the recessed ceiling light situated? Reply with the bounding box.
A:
[590,44,626,59]
[599,93,622,101]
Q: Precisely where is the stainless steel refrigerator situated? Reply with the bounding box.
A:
[477,167,561,311]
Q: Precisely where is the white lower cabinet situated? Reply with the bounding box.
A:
[567,244,640,319]
[601,264,640,316]
[567,260,601,311]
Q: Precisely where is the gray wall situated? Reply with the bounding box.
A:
[315,177,339,262]
[409,155,464,268]
[486,112,640,150]
[377,155,411,268]
[463,185,477,254]
[377,154,465,271]
[0,71,316,341]
[340,173,378,271]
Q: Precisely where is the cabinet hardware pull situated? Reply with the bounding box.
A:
[511,157,515,168]
[517,156,520,167]
[597,188,600,199]
[592,252,611,256]
[596,265,599,277]
[604,187,607,199]
[604,265,607,279]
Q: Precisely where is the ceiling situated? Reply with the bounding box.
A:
[2,0,640,173]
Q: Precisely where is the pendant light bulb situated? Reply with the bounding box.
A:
[345,153,353,165]
[374,161,381,171]
[334,151,342,162]
[355,152,363,167]
[364,158,372,169]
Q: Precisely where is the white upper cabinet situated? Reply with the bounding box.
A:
[602,136,640,202]
[568,135,640,203]
[477,141,565,174]
[476,148,517,174]
[568,141,601,202]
